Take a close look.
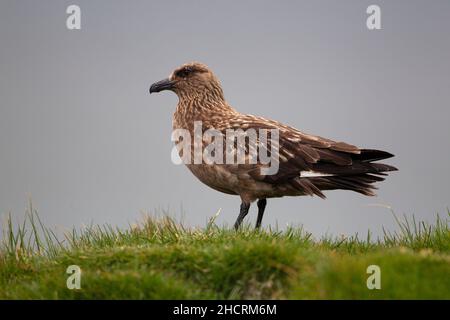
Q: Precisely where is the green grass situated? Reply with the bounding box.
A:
[0,205,449,299]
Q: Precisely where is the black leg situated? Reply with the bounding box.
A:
[234,202,251,230]
[255,199,267,229]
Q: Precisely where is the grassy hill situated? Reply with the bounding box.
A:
[1,208,449,299]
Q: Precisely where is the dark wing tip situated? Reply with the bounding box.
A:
[356,149,395,162]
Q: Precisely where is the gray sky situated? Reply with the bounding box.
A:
[1,0,449,238]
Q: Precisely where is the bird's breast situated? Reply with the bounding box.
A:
[185,164,240,195]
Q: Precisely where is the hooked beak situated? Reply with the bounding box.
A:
[149,78,174,94]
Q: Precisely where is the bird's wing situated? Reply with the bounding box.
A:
[210,114,394,187]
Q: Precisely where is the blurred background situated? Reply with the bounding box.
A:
[1,0,449,238]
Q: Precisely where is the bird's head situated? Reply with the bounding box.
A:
[149,62,224,101]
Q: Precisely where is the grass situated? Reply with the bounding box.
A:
[0,205,449,299]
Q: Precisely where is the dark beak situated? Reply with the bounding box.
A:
[149,78,174,94]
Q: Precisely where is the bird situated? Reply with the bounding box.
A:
[149,62,397,230]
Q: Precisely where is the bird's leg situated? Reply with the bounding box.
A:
[255,199,267,229]
[234,202,251,230]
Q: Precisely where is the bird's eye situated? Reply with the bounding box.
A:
[176,67,192,78]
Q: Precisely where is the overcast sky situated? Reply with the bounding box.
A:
[1,0,449,238]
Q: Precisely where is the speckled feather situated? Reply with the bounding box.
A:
[164,62,397,203]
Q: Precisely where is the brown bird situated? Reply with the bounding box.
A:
[149,62,397,230]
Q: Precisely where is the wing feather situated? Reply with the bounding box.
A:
[208,113,396,196]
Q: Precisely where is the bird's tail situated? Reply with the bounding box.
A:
[292,149,398,197]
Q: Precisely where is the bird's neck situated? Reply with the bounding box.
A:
[173,95,236,130]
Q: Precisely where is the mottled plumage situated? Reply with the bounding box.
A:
[150,62,397,229]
